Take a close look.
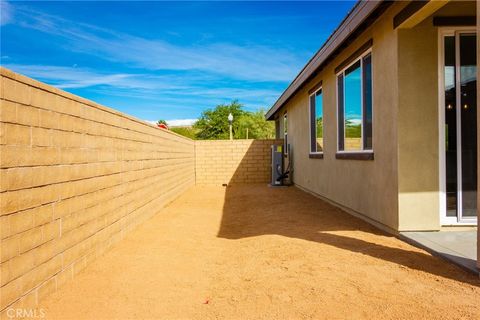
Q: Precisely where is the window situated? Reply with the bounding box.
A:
[337,52,373,152]
[275,118,281,139]
[283,112,288,155]
[309,88,323,153]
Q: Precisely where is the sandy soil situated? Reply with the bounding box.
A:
[40,185,480,319]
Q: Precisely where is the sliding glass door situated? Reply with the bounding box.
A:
[442,30,477,224]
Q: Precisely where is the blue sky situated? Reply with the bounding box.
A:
[1,0,355,124]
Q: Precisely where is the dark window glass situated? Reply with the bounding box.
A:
[315,90,323,152]
[275,119,280,139]
[337,54,372,152]
[459,34,477,217]
[309,94,316,153]
[337,74,344,151]
[309,90,323,153]
[344,61,362,151]
[444,35,457,217]
[363,54,373,150]
[283,113,288,155]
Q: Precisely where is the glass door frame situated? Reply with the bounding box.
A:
[438,27,478,225]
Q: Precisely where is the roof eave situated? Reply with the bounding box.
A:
[265,0,387,120]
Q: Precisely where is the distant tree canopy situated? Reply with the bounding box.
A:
[236,109,275,139]
[193,101,274,140]
[170,127,198,139]
[157,119,167,126]
[345,119,361,138]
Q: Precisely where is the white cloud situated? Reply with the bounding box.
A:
[166,119,197,127]
[346,118,362,125]
[4,3,300,116]
[1,1,14,26]
[12,5,305,82]
[2,63,187,90]
[3,63,282,114]
[145,119,197,127]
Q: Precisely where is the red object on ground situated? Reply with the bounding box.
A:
[157,123,169,130]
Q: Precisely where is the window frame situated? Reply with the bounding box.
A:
[308,87,324,156]
[335,48,373,154]
[283,112,288,156]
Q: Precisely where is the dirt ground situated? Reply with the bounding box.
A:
[41,185,480,319]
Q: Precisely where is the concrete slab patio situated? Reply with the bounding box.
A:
[38,185,480,319]
[400,230,478,275]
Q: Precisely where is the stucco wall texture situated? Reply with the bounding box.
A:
[276,1,477,233]
[278,2,402,232]
[0,68,196,312]
[397,14,440,231]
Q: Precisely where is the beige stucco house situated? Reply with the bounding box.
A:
[267,0,478,267]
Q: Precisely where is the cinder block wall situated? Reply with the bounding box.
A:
[0,68,195,312]
[195,139,282,185]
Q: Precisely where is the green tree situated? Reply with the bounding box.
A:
[345,119,361,138]
[316,117,323,138]
[157,119,167,126]
[194,100,246,140]
[236,108,275,139]
[170,127,198,139]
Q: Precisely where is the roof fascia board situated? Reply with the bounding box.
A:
[394,0,450,29]
[392,0,429,29]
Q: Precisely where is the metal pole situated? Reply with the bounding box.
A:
[228,113,233,140]
[246,128,249,139]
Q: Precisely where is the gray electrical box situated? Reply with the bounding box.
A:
[271,144,284,186]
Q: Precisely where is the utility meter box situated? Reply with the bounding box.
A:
[271,144,284,186]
